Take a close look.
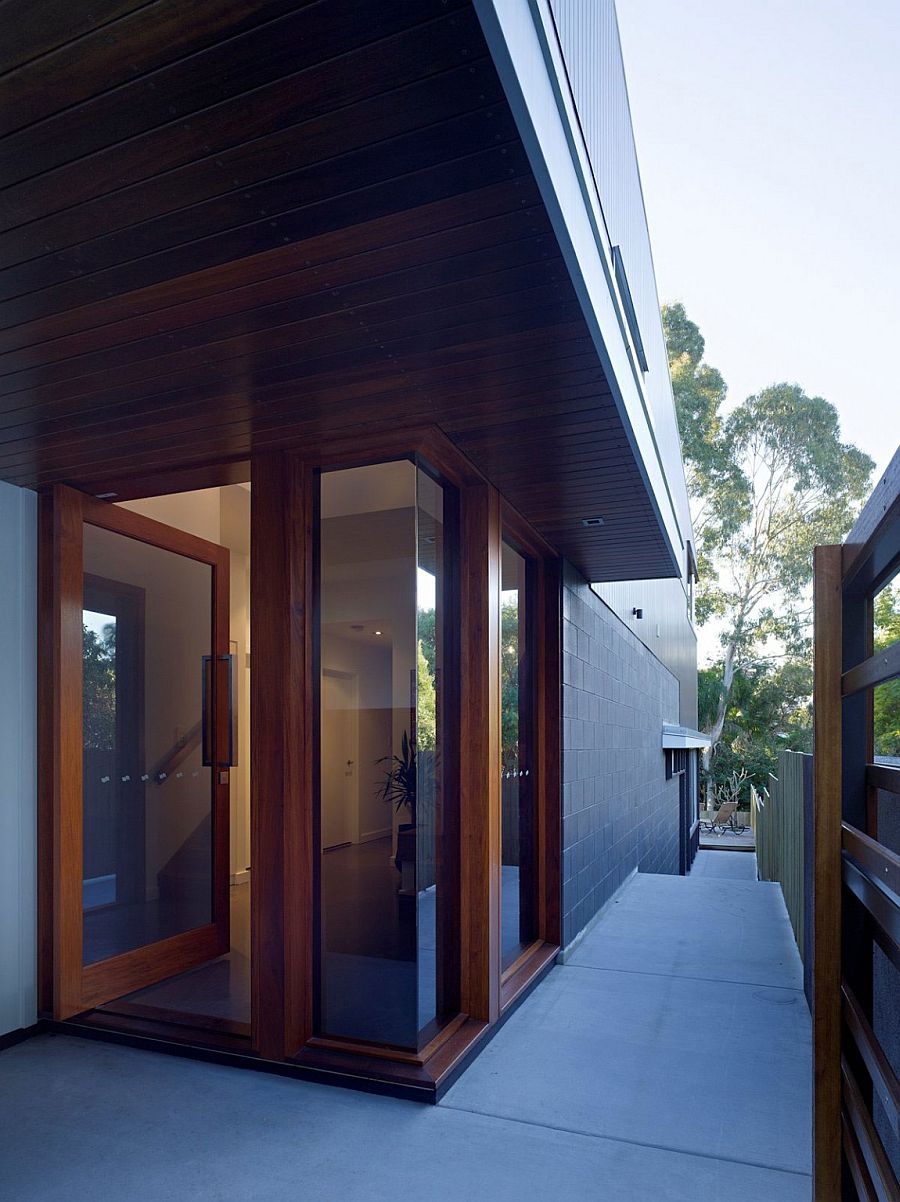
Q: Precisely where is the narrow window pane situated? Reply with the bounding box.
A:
[318,461,453,1048]
[500,540,537,970]
[416,467,443,1036]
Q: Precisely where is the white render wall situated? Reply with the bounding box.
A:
[0,481,37,1037]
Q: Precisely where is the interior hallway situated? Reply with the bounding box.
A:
[0,853,811,1201]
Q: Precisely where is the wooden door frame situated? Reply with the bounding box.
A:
[496,502,562,1010]
[251,426,561,1083]
[38,427,562,1091]
[39,484,231,1019]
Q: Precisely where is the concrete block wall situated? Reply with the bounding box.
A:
[561,561,681,949]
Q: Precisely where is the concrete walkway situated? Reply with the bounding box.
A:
[0,852,811,1201]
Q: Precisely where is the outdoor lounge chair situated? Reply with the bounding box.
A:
[700,800,738,835]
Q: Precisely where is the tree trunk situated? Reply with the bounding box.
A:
[703,633,738,780]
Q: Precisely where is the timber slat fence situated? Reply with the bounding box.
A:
[752,749,810,965]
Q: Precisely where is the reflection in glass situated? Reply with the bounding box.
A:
[317,461,450,1048]
[82,525,214,965]
[873,576,900,871]
[874,579,900,764]
[500,540,537,970]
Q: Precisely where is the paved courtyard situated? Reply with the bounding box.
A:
[0,852,810,1200]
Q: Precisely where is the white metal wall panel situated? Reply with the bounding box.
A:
[0,482,37,1038]
[548,0,692,543]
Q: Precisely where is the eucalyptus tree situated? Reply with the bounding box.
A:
[703,384,873,754]
[662,302,750,605]
[663,303,873,772]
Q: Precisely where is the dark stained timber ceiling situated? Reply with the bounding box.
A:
[0,0,674,580]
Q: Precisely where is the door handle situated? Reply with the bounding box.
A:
[202,654,236,769]
[219,654,235,769]
[201,655,213,767]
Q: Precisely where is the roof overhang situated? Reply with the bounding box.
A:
[0,0,680,581]
[474,0,683,578]
[662,723,711,751]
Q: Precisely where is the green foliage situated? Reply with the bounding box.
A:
[658,300,869,778]
[377,729,417,821]
[418,607,436,675]
[421,600,522,764]
[663,303,751,573]
[714,384,875,653]
[874,585,900,757]
[500,600,520,767]
[416,639,437,750]
[698,659,813,797]
[664,303,874,786]
[83,622,116,750]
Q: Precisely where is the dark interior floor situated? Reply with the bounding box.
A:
[321,836,415,961]
[104,882,250,1028]
[320,836,424,1046]
[91,844,530,1044]
[83,890,212,966]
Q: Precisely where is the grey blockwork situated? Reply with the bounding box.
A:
[561,562,681,949]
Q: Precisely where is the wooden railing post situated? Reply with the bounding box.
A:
[813,544,844,1201]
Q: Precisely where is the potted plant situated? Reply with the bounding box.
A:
[378,730,417,896]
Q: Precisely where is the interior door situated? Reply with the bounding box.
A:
[320,671,358,849]
[49,485,231,1019]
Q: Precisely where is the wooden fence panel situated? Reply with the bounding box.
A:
[754,750,810,964]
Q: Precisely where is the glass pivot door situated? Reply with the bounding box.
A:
[48,486,232,1020]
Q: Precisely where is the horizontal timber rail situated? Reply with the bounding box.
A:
[840,857,900,970]
[842,823,900,898]
[841,983,900,1145]
[841,1056,899,1202]
[841,1110,877,1202]
[866,764,900,795]
[841,639,900,697]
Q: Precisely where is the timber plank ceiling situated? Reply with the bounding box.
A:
[0,0,675,580]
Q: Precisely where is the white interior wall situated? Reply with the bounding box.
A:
[220,487,251,877]
[0,482,37,1037]
[120,489,221,542]
[322,632,393,843]
[119,487,251,878]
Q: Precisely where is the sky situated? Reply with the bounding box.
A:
[616,0,900,484]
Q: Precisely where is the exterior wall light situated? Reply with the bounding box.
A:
[632,607,643,619]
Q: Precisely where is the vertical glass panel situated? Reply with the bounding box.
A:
[318,460,451,1049]
[416,467,443,1037]
[82,525,214,965]
[500,540,537,970]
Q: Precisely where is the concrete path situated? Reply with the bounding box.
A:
[0,852,811,1200]
[443,850,811,1198]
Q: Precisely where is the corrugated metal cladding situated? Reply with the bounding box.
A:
[593,578,698,728]
[547,0,692,547]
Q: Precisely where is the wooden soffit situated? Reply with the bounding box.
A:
[0,0,674,580]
